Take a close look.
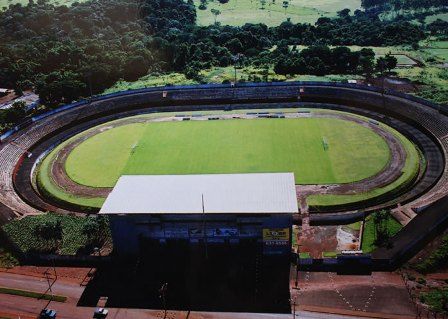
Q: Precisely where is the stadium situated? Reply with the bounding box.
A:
[1,81,448,312]
[1,82,446,219]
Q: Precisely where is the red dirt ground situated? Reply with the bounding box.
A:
[291,270,416,317]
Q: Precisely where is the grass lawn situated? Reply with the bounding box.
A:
[377,54,418,66]
[299,252,311,258]
[306,121,421,206]
[346,221,361,231]
[64,117,390,187]
[37,109,309,208]
[103,73,195,95]
[195,0,361,26]
[103,67,363,94]
[361,213,402,253]
[37,142,106,209]
[0,287,66,302]
[397,67,448,104]
[425,12,448,23]
[426,40,448,49]
[322,251,338,258]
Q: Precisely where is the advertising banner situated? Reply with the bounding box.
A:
[262,228,290,255]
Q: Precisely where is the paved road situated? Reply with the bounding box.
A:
[0,272,370,319]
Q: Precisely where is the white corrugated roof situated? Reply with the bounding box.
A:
[99,173,298,215]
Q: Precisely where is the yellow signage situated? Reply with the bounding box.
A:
[262,228,290,241]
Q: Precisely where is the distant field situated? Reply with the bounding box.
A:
[0,0,83,9]
[377,54,418,66]
[423,41,448,61]
[427,41,448,49]
[425,12,448,23]
[64,117,389,188]
[280,45,406,56]
[194,0,361,26]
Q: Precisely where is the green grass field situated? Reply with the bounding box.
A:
[377,54,418,66]
[37,109,420,207]
[307,124,421,206]
[64,117,390,188]
[361,213,402,253]
[195,0,361,26]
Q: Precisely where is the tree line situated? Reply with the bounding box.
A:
[362,0,447,11]
[0,0,438,122]
[272,44,397,77]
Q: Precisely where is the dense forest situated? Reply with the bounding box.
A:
[362,0,447,11]
[0,0,445,122]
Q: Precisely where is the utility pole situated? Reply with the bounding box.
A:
[202,194,208,259]
[295,253,299,288]
[292,297,296,318]
[232,54,242,84]
[159,282,168,319]
[41,259,58,311]
[85,71,93,102]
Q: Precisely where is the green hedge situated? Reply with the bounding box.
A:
[420,289,448,314]
[2,213,111,255]
[0,248,19,268]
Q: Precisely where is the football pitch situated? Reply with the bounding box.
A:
[64,117,390,188]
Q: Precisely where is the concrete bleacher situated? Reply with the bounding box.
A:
[301,85,448,212]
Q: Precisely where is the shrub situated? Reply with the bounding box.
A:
[420,289,448,314]
[3,213,111,255]
[413,235,448,274]
[417,277,427,285]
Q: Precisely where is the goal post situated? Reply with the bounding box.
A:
[322,137,329,151]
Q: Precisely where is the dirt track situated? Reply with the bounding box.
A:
[47,111,408,203]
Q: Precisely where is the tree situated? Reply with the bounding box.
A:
[282,0,289,13]
[332,46,354,74]
[210,8,221,24]
[359,48,375,79]
[373,210,392,248]
[35,71,86,108]
[260,0,267,10]
[0,101,27,126]
[82,217,108,247]
[337,8,351,19]
[34,219,62,241]
[198,0,207,10]
[376,54,397,75]
[226,38,244,54]
[384,54,397,72]
[376,56,387,76]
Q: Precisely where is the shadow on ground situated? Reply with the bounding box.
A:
[78,240,291,313]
